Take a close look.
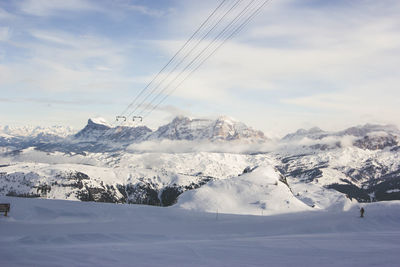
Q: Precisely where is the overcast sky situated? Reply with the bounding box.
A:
[1,0,399,136]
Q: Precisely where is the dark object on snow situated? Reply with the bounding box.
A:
[360,207,365,218]
[0,203,10,216]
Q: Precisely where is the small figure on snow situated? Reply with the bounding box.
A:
[360,207,365,218]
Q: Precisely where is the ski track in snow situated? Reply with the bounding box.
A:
[1,196,399,267]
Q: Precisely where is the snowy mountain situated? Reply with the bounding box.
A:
[148,116,267,142]
[0,117,399,214]
[282,127,326,141]
[281,123,399,151]
[74,118,151,143]
[0,125,76,151]
[73,116,267,144]
[338,123,400,137]
[0,125,75,138]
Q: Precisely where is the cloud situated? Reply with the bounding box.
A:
[1,0,400,133]
[13,150,97,165]
[17,0,174,19]
[127,139,277,154]
[0,97,118,106]
[125,133,360,154]
[144,0,400,133]
[0,27,10,41]
[0,97,15,103]
[29,31,74,46]
[124,4,174,18]
[0,7,15,19]
[0,29,139,93]
[140,104,192,120]
[17,0,99,16]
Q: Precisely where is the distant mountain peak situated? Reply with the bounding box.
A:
[171,115,192,124]
[283,127,326,141]
[0,125,75,138]
[340,123,400,137]
[88,117,111,128]
[215,115,236,123]
[149,115,267,143]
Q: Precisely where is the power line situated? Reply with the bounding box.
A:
[141,0,272,119]
[118,0,229,118]
[135,0,258,117]
[126,0,243,119]
[137,0,263,117]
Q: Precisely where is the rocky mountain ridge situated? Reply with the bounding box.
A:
[74,116,268,144]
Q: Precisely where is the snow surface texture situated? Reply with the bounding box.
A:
[1,196,400,267]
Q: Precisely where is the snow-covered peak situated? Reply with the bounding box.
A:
[339,124,400,137]
[0,125,75,138]
[282,127,326,141]
[74,118,112,140]
[74,118,152,144]
[149,116,267,143]
[87,117,111,128]
[215,115,236,124]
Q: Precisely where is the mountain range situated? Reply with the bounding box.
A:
[0,116,399,215]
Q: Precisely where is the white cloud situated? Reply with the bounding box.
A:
[0,27,10,41]
[0,7,15,19]
[0,29,138,93]
[18,0,99,16]
[2,0,400,133]
[127,139,277,154]
[30,31,73,46]
[124,4,174,18]
[144,0,400,134]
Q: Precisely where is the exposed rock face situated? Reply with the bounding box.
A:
[282,127,326,141]
[74,118,111,139]
[279,148,400,203]
[68,116,268,150]
[282,124,399,152]
[74,118,151,143]
[0,163,219,207]
[148,116,267,143]
[338,124,400,137]
[353,134,398,150]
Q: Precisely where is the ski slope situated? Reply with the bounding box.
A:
[1,196,399,266]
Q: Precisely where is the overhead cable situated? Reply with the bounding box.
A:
[126,0,243,119]
[141,0,272,119]
[118,0,229,118]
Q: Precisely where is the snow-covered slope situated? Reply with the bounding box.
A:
[0,150,273,207]
[177,166,314,215]
[1,196,400,267]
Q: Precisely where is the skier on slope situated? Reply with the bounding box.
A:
[360,207,365,218]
